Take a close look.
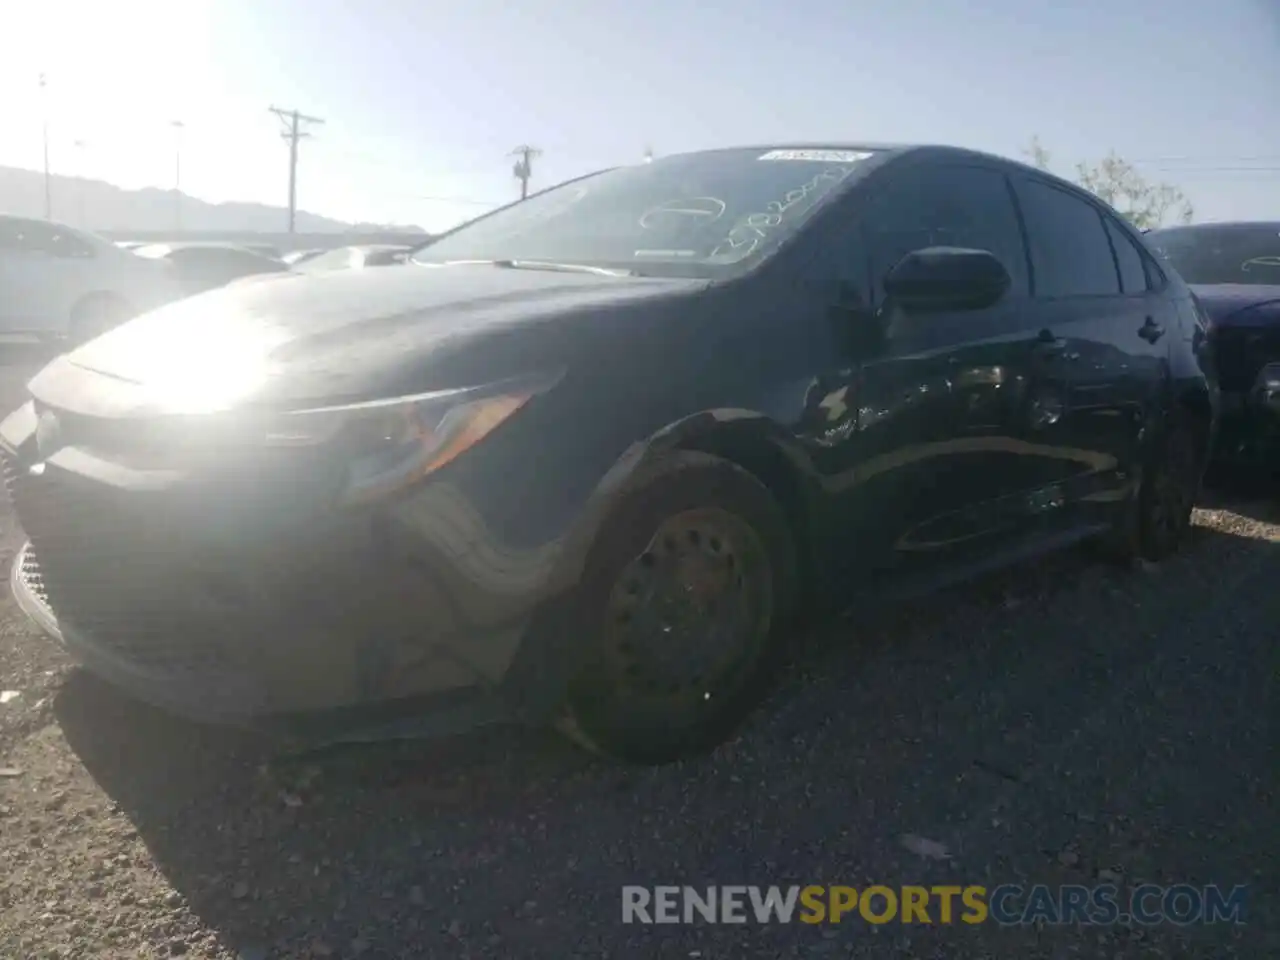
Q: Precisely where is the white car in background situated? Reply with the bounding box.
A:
[0,215,180,343]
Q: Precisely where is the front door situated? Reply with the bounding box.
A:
[797,159,1084,583]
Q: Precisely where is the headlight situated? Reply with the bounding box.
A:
[1255,362,1280,394]
[265,370,561,503]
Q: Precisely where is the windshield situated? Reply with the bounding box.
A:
[1147,225,1280,286]
[412,147,880,277]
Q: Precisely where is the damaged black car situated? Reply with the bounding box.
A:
[2,144,1216,764]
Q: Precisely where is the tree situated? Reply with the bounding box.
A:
[1023,136,1193,230]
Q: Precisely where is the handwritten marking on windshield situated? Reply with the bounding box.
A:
[1242,257,1280,272]
[708,166,855,263]
[638,197,726,229]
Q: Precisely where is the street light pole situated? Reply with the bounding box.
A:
[171,120,185,232]
[38,73,51,219]
[73,139,88,227]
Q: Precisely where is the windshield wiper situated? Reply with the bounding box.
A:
[427,258,635,277]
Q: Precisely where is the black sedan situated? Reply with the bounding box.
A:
[1146,221,1280,468]
[1,144,1216,764]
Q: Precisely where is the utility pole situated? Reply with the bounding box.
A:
[510,144,541,200]
[38,73,51,219]
[171,120,185,232]
[269,105,325,232]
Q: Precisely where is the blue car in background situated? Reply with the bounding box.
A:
[1147,222,1280,469]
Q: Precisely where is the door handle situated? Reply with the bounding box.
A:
[1139,317,1165,343]
[1034,329,1068,353]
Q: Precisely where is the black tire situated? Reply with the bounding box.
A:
[1104,410,1204,563]
[556,450,798,765]
[68,294,132,345]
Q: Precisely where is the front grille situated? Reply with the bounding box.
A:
[2,449,267,686]
[1212,326,1280,393]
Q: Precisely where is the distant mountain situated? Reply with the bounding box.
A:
[0,164,426,235]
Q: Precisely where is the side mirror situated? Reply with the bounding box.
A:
[883,246,1012,313]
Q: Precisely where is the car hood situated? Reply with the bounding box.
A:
[29,264,707,417]
[1189,283,1280,328]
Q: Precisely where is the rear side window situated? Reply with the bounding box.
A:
[863,163,1028,301]
[1104,217,1150,294]
[44,227,96,259]
[1015,179,1120,297]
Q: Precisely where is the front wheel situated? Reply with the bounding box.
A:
[556,451,798,765]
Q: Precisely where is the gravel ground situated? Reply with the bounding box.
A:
[0,355,1275,959]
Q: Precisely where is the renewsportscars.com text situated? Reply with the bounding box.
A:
[621,884,1248,926]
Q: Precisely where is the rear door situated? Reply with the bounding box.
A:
[798,159,1085,580]
[1010,176,1168,514]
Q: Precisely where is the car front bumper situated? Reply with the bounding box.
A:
[0,439,582,740]
[9,538,519,742]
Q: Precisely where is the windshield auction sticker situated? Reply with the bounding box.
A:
[757,149,874,163]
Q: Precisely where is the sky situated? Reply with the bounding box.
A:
[0,0,1277,233]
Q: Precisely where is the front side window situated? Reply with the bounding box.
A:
[861,163,1029,302]
[1146,225,1280,286]
[412,147,883,278]
[1016,179,1120,298]
[44,227,96,259]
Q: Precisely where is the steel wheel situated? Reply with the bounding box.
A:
[601,508,773,716]
[558,451,797,764]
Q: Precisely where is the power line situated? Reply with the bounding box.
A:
[510,144,541,200]
[1130,155,1280,164]
[393,192,506,206]
[1145,166,1280,174]
[269,105,325,233]
[302,146,508,205]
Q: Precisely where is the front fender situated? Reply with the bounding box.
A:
[548,406,814,593]
[496,406,815,720]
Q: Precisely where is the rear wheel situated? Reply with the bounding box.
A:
[556,451,797,765]
[1105,410,1204,563]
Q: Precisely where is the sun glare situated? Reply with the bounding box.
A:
[72,296,284,415]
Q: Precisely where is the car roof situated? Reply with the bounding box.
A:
[661,142,1035,167]
[642,143,1084,196]
[0,214,97,234]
